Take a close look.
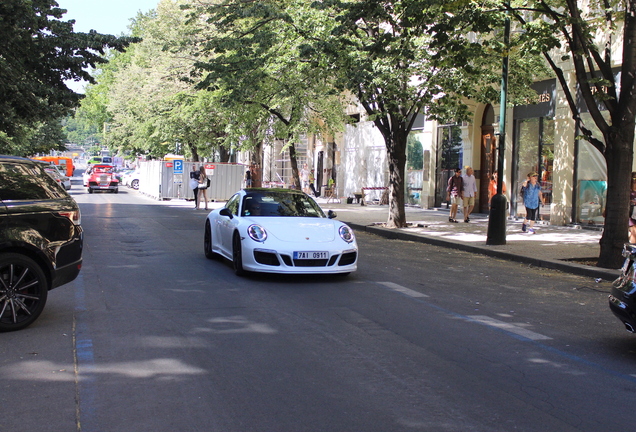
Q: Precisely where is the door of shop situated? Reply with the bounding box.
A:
[479,127,497,213]
[434,125,463,207]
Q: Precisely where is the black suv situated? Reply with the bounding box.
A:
[0,155,83,331]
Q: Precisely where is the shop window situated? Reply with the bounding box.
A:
[576,112,608,225]
[435,125,463,207]
[407,132,424,205]
[514,117,554,220]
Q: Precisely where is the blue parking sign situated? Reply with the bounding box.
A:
[173,159,183,174]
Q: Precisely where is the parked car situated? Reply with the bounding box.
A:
[122,169,140,190]
[85,164,119,193]
[204,188,358,276]
[114,167,131,184]
[49,164,72,190]
[43,165,70,191]
[0,155,83,331]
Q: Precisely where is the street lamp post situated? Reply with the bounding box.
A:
[486,10,510,245]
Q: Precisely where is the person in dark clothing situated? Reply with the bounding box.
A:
[245,168,252,187]
[190,165,200,209]
[446,168,464,223]
[309,169,318,196]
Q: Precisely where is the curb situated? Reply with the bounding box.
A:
[345,221,619,282]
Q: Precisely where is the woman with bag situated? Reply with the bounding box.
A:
[520,172,544,234]
[197,165,209,210]
[189,165,200,209]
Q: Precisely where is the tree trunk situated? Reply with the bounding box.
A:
[385,133,407,228]
[218,146,230,163]
[598,124,635,268]
[251,141,262,187]
[288,141,301,189]
[187,142,199,162]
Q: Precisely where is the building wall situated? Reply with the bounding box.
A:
[339,121,388,200]
[552,69,577,225]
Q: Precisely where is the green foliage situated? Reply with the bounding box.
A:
[0,120,67,157]
[407,134,423,170]
[76,0,236,161]
[0,0,138,155]
[186,0,347,149]
[63,116,101,147]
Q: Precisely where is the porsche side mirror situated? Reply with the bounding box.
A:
[219,208,233,219]
[327,210,337,219]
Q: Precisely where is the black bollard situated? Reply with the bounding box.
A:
[486,193,507,245]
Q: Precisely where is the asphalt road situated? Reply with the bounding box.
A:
[2,186,635,432]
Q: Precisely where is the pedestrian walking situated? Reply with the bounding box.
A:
[300,163,310,194]
[245,166,252,187]
[446,168,464,223]
[488,171,507,206]
[462,166,477,222]
[189,164,200,209]
[309,169,318,196]
[520,172,544,234]
[197,165,209,210]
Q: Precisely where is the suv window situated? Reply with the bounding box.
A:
[0,161,67,201]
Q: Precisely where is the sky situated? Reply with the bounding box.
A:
[56,0,160,35]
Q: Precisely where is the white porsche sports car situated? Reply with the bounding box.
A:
[204,188,358,276]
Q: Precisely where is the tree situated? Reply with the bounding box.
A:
[186,0,347,188]
[82,1,234,161]
[503,0,636,268]
[0,0,137,155]
[305,0,517,227]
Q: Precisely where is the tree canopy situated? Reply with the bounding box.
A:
[185,0,347,186]
[0,0,137,155]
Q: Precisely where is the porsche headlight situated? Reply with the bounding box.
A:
[339,225,355,243]
[247,224,267,242]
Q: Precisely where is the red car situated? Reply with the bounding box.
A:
[86,164,119,194]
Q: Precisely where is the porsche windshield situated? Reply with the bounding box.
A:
[241,191,325,217]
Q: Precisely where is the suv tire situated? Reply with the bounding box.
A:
[0,253,49,332]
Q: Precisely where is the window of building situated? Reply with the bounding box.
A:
[575,112,609,225]
[435,125,463,207]
[513,117,554,220]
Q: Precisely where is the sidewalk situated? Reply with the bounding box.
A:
[312,198,618,281]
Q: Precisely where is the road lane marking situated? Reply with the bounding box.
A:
[468,315,552,341]
[74,274,97,432]
[377,282,429,298]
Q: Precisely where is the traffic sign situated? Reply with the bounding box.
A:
[174,159,184,174]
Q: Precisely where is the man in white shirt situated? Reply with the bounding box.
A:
[462,166,478,222]
[300,163,310,193]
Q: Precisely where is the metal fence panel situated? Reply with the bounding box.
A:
[137,161,246,201]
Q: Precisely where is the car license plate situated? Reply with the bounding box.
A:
[294,251,328,260]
